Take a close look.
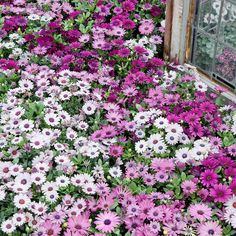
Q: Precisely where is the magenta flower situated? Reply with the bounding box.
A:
[109,145,123,157]
[200,170,218,187]
[118,48,131,58]
[210,184,232,203]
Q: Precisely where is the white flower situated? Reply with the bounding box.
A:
[189,147,206,161]
[14,194,31,209]
[56,175,70,187]
[77,121,88,130]
[165,123,183,137]
[45,191,59,203]
[231,123,236,135]
[28,14,40,21]
[109,167,122,178]
[153,141,167,154]
[1,220,16,234]
[135,140,148,154]
[9,33,20,40]
[10,107,25,118]
[164,70,177,81]
[154,117,169,129]
[194,81,208,92]
[82,183,97,194]
[19,119,34,132]
[55,155,71,165]
[41,15,52,22]
[59,91,72,101]
[224,209,236,225]
[82,101,97,115]
[12,213,26,226]
[148,133,164,149]
[179,133,191,144]
[66,128,77,140]
[175,147,191,163]
[135,129,145,139]
[42,182,58,194]
[19,79,34,91]
[225,196,236,213]
[44,113,60,126]
[194,139,211,153]
[165,133,179,145]
[30,135,47,149]
[0,189,6,201]
[12,48,23,56]
[31,172,46,185]
[4,42,15,49]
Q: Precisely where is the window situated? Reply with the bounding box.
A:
[191,0,236,91]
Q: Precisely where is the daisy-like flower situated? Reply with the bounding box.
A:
[135,140,148,154]
[82,183,97,195]
[200,170,218,187]
[12,213,26,226]
[225,195,236,213]
[95,211,120,233]
[1,219,16,234]
[154,117,169,129]
[109,167,122,178]
[19,119,34,132]
[148,133,164,148]
[197,221,222,236]
[56,175,70,187]
[14,193,31,209]
[195,81,208,92]
[210,184,232,203]
[175,147,191,163]
[181,180,197,195]
[153,141,167,154]
[44,113,60,126]
[189,203,212,221]
[82,100,97,115]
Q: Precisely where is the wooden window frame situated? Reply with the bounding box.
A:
[164,0,236,102]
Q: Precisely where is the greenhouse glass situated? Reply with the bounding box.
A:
[191,0,236,91]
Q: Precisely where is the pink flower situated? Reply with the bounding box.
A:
[139,23,155,35]
[67,213,91,235]
[95,211,120,233]
[42,220,61,236]
[181,180,197,194]
[109,145,123,157]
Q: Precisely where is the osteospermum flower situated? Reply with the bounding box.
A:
[189,203,212,221]
[1,220,16,234]
[210,184,232,203]
[225,195,236,213]
[197,221,222,236]
[181,180,197,194]
[200,170,218,187]
[95,211,120,233]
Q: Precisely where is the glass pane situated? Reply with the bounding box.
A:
[198,0,221,34]
[214,44,236,86]
[193,33,215,72]
[219,1,236,47]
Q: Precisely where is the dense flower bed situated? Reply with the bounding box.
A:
[0,0,236,236]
